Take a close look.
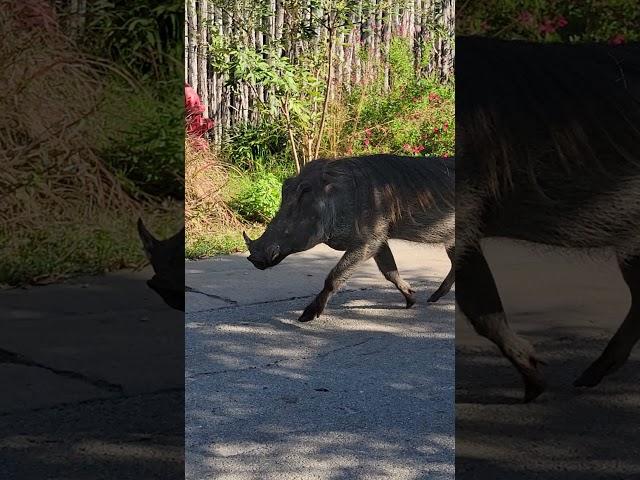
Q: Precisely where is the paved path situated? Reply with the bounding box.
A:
[456,238,640,479]
[186,242,455,480]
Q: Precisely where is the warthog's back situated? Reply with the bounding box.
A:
[317,154,455,245]
[457,37,640,257]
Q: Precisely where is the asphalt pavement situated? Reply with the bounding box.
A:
[185,241,455,480]
[0,268,184,479]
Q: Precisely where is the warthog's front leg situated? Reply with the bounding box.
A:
[458,247,546,402]
[298,244,378,322]
[575,255,640,387]
[374,242,416,308]
[427,244,455,303]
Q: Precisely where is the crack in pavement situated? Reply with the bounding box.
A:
[0,348,124,394]
[186,285,237,305]
[186,280,435,315]
[0,386,184,417]
[185,337,374,379]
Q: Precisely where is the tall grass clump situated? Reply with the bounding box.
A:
[0,8,132,231]
[185,142,240,239]
[185,141,266,258]
[0,6,182,284]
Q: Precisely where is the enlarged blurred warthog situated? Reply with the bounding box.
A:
[137,219,185,311]
[457,37,640,402]
[244,154,455,322]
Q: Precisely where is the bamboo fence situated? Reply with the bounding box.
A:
[186,0,454,142]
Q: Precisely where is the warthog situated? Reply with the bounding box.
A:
[137,219,185,311]
[457,36,640,401]
[243,154,455,322]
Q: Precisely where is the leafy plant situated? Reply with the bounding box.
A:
[81,0,183,81]
[210,37,324,172]
[93,79,184,198]
[458,1,640,43]
[224,122,290,172]
[230,171,282,222]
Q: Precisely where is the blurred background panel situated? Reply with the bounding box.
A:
[0,1,185,478]
[456,1,640,479]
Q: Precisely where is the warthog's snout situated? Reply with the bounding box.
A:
[245,231,283,270]
[247,248,282,270]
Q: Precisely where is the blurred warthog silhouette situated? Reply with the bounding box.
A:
[457,36,640,402]
[137,218,184,311]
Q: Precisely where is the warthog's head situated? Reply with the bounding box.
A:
[244,166,335,270]
[137,218,185,311]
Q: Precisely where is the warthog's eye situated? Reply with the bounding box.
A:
[296,183,311,201]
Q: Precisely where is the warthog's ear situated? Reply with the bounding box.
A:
[321,171,337,194]
[137,218,159,258]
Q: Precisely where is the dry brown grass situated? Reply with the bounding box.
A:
[0,8,135,231]
[185,141,241,240]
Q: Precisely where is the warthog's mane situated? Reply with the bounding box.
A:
[298,154,454,226]
[457,36,640,197]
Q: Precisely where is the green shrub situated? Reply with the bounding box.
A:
[458,1,640,43]
[388,37,416,88]
[341,68,455,158]
[224,122,289,172]
[230,171,282,223]
[94,78,184,198]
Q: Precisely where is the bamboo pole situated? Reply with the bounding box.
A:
[198,0,209,117]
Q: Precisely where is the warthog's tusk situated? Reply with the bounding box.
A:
[242,231,253,246]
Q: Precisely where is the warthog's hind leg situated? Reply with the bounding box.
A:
[575,255,640,387]
[427,244,455,303]
[458,248,546,402]
[374,242,416,308]
[298,244,378,323]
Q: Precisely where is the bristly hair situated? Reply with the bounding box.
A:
[456,36,640,198]
[298,154,455,227]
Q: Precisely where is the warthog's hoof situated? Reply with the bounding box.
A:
[404,289,416,309]
[298,303,321,323]
[573,354,627,387]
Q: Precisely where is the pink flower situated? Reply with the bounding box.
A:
[363,138,370,147]
[412,145,425,154]
[443,123,449,131]
[555,15,568,28]
[517,10,534,26]
[403,144,412,152]
[346,146,353,155]
[185,83,215,139]
[539,18,557,35]
[610,34,626,45]
[443,153,449,158]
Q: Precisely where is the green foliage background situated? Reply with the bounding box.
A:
[458,0,640,43]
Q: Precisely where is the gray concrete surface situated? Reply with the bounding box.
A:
[185,242,455,480]
[456,238,640,479]
[0,268,184,479]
